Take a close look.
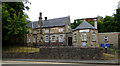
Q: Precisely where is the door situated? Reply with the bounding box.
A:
[68,37,72,46]
[118,34,120,50]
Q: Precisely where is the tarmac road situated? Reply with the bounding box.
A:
[2,60,119,66]
[2,64,119,66]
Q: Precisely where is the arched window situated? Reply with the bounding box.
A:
[45,35,49,42]
[52,35,56,42]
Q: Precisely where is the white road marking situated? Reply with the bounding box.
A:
[2,60,76,64]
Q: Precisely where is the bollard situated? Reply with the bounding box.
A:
[105,46,107,53]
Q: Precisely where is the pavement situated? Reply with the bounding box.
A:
[2,58,120,65]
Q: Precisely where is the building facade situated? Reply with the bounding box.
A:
[98,32,120,49]
[25,12,98,47]
[25,13,71,46]
[72,20,99,47]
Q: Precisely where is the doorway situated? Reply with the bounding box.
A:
[68,37,72,46]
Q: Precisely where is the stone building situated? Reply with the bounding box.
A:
[71,20,99,47]
[25,12,98,47]
[98,32,120,49]
[25,13,71,46]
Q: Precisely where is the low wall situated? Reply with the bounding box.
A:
[3,47,103,60]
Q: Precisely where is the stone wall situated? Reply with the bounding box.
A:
[2,47,103,60]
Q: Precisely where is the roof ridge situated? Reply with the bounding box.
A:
[43,16,69,21]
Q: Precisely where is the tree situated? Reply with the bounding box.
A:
[114,8,120,32]
[71,19,82,29]
[2,1,30,46]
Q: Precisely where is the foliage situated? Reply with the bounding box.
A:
[71,8,120,33]
[114,8,120,32]
[2,2,30,47]
[2,2,30,41]
[71,19,82,29]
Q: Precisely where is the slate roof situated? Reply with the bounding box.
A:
[25,19,32,28]
[75,20,96,30]
[26,16,70,28]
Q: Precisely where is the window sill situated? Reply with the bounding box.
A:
[59,41,63,42]
[92,40,96,42]
[51,41,56,42]
[81,40,87,42]
[45,41,49,43]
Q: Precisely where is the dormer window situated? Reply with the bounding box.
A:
[45,29,49,33]
[59,28,63,32]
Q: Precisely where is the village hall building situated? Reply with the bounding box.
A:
[25,12,99,47]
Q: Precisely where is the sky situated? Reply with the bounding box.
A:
[25,0,119,23]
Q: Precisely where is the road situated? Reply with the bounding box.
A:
[1,60,119,66]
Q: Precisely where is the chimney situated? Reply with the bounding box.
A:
[94,19,97,29]
[39,12,42,19]
[38,12,42,28]
[45,17,47,20]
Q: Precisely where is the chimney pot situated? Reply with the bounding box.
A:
[40,12,42,16]
[39,12,42,19]
[94,19,97,29]
[45,17,47,20]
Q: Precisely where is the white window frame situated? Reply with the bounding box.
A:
[81,34,87,41]
[92,34,96,41]
[45,35,49,42]
[73,33,77,41]
[59,34,64,42]
[28,38,31,43]
[29,29,31,33]
[33,36,36,43]
[52,35,56,42]
[59,28,63,32]
[45,29,49,33]
[104,36,108,41]
[33,30,37,34]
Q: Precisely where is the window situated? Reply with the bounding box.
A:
[45,35,49,42]
[52,35,56,42]
[45,29,49,33]
[33,30,37,34]
[28,38,31,43]
[104,36,108,42]
[73,33,77,41]
[59,28,63,32]
[29,29,31,33]
[81,34,87,41]
[92,34,96,41]
[59,35,64,42]
[33,35,36,43]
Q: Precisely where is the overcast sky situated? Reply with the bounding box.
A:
[25,0,119,23]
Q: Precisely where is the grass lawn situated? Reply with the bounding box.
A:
[3,46,39,52]
[103,53,118,60]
